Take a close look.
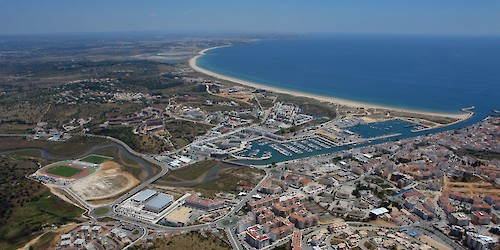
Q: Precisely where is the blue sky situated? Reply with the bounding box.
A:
[0,0,499,35]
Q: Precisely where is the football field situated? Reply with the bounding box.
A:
[80,154,113,164]
[46,165,83,177]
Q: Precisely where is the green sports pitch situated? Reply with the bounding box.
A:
[80,154,113,164]
[46,165,83,177]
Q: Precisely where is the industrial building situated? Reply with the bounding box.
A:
[143,193,174,213]
[369,207,389,219]
[132,189,157,203]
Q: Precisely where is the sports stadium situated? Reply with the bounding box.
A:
[36,154,112,181]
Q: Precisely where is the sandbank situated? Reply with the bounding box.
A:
[189,47,472,120]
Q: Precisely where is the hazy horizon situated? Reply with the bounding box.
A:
[0,0,499,36]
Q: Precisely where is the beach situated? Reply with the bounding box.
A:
[189,47,473,121]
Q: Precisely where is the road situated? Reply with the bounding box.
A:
[123,226,148,250]
[0,133,31,137]
[62,186,92,210]
[4,125,467,250]
[347,221,466,250]
[225,228,242,250]
[105,168,271,250]
[5,131,269,249]
[45,134,172,217]
[413,222,466,250]
[226,170,271,217]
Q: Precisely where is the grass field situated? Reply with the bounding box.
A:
[302,200,336,222]
[26,232,57,250]
[164,160,217,181]
[192,167,264,197]
[158,161,265,198]
[80,154,113,164]
[46,165,83,177]
[93,207,110,216]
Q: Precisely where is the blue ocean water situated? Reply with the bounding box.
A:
[197,35,500,120]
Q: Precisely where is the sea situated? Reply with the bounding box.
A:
[196,34,500,124]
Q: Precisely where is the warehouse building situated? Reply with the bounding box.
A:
[369,207,389,219]
[143,193,174,213]
[132,189,157,203]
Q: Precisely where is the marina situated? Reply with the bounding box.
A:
[269,143,293,157]
[282,143,303,154]
[291,141,313,152]
[232,118,455,166]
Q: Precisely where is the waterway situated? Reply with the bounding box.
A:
[0,142,157,179]
[157,163,241,187]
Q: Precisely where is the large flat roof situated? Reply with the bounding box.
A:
[132,189,157,202]
[370,207,389,215]
[144,193,174,211]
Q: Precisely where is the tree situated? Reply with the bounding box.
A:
[352,189,360,197]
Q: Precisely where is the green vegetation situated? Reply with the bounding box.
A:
[0,189,83,250]
[163,160,216,181]
[277,94,337,119]
[0,53,184,132]
[192,167,264,198]
[301,102,337,119]
[80,154,113,164]
[164,120,212,149]
[97,217,116,222]
[27,232,57,250]
[94,126,170,153]
[273,243,292,250]
[221,219,237,226]
[0,155,84,249]
[140,231,231,250]
[36,192,84,221]
[46,165,83,177]
[93,207,110,216]
[0,136,161,182]
[352,181,394,200]
[0,136,107,158]
[364,241,377,250]
[82,143,161,181]
[157,160,265,198]
[95,127,143,150]
[454,148,500,161]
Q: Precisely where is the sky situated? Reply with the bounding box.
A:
[0,0,499,36]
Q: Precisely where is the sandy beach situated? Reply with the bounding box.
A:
[189,47,472,120]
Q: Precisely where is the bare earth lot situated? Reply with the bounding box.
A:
[70,161,139,204]
[443,176,500,195]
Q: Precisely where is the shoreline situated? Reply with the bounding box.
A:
[189,46,473,121]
